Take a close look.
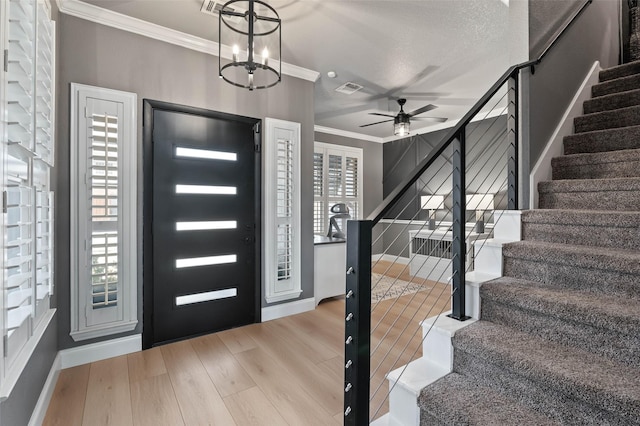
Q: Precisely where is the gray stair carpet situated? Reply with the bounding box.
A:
[418,60,640,424]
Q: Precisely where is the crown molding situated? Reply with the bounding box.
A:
[55,0,320,83]
[314,125,384,143]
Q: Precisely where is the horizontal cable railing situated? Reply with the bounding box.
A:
[343,1,593,423]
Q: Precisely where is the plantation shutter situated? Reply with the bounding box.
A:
[84,99,122,326]
[264,119,301,304]
[276,138,294,281]
[89,112,119,310]
[70,84,137,341]
[313,151,325,234]
[344,154,359,220]
[312,143,363,236]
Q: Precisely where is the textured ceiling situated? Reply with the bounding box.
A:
[80,0,511,141]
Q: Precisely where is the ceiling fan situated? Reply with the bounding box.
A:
[360,98,447,136]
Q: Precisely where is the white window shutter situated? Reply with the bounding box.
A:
[264,119,301,304]
[313,143,363,236]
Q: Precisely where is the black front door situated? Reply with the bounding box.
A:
[143,100,260,348]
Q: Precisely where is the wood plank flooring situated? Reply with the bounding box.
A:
[44,264,450,425]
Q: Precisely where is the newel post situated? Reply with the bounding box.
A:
[344,220,372,425]
[449,130,470,321]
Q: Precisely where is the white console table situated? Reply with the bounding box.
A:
[408,228,491,283]
[314,236,346,305]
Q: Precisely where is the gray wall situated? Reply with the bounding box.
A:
[527,0,620,170]
[378,116,509,257]
[56,14,316,349]
[382,117,509,220]
[313,132,383,219]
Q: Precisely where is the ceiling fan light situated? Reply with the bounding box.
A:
[394,121,409,136]
[394,115,410,136]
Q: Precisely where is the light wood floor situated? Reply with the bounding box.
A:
[44,264,450,425]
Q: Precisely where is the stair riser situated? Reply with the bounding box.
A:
[480,299,640,369]
[521,222,640,250]
[538,189,640,211]
[503,257,640,299]
[584,90,640,114]
[552,159,640,180]
[592,74,640,97]
[574,108,640,133]
[452,349,634,425]
[564,126,640,155]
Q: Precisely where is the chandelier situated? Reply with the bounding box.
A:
[218,0,282,90]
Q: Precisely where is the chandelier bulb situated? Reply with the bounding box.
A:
[232,44,240,62]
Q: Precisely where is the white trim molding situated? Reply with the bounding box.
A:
[314,125,385,144]
[55,0,319,83]
[59,334,142,369]
[261,298,315,322]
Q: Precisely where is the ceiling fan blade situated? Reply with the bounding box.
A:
[407,104,437,117]
[412,116,448,123]
[359,119,394,128]
[368,112,396,118]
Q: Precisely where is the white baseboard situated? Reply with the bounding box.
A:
[28,353,62,426]
[530,60,601,208]
[372,254,410,265]
[261,297,315,322]
[59,334,142,369]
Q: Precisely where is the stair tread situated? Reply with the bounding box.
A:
[522,209,640,227]
[503,240,640,273]
[454,321,640,416]
[418,372,556,426]
[563,124,640,155]
[584,87,640,114]
[539,176,640,192]
[574,104,640,133]
[593,73,640,97]
[482,276,640,336]
[599,60,640,82]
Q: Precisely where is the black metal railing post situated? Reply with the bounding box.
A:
[507,73,519,210]
[344,220,372,425]
[449,130,470,321]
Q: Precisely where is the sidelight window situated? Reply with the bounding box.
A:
[70,83,137,341]
[264,118,301,303]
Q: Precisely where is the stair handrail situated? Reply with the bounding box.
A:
[367,0,593,224]
[344,1,595,424]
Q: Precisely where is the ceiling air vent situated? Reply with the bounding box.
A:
[335,82,364,95]
[200,0,237,16]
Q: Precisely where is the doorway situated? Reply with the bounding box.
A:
[143,100,261,348]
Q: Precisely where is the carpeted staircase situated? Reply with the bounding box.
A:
[417,61,640,424]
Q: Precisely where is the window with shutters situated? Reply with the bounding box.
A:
[313,143,363,236]
[70,83,137,341]
[264,118,301,303]
[0,0,56,398]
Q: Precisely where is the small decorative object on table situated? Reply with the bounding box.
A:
[630,0,640,61]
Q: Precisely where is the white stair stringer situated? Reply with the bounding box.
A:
[379,211,522,425]
[381,314,477,426]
